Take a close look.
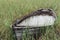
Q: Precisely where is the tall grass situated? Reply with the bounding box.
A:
[0,0,60,40]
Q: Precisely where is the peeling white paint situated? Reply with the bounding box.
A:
[17,15,55,27]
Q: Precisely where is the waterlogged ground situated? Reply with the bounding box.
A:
[0,0,60,40]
